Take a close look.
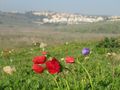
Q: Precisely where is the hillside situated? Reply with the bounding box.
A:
[0,11,120,33]
[0,11,120,48]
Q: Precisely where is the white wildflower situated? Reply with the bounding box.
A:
[40,42,47,48]
[61,58,65,61]
[65,42,69,45]
[112,52,117,56]
[3,66,16,75]
[84,56,89,60]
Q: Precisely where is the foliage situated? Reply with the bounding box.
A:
[0,42,120,90]
[96,37,120,49]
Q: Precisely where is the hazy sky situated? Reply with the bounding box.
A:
[0,0,120,15]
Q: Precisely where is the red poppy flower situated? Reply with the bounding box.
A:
[32,64,44,73]
[65,56,75,63]
[46,58,61,74]
[42,51,47,55]
[32,56,46,64]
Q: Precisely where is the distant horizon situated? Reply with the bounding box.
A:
[0,10,118,16]
[0,0,120,16]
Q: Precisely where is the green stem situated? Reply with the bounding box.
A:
[64,67,77,90]
[77,58,94,90]
[64,78,70,90]
[51,75,60,89]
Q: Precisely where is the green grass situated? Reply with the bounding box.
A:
[0,42,120,90]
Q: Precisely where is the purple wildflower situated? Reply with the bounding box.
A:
[82,48,90,55]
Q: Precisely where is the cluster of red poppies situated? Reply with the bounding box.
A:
[32,51,75,74]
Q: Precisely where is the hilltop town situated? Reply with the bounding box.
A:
[0,11,120,25]
[32,11,120,24]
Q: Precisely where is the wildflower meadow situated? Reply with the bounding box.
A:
[0,40,120,90]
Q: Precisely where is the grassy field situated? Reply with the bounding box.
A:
[0,41,120,90]
[0,19,120,89]
[1,12,120,48]
[0,21,120,48]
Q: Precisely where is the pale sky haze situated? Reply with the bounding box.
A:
[0,0,120,15]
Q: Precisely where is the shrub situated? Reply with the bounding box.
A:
[96,37,120,48]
